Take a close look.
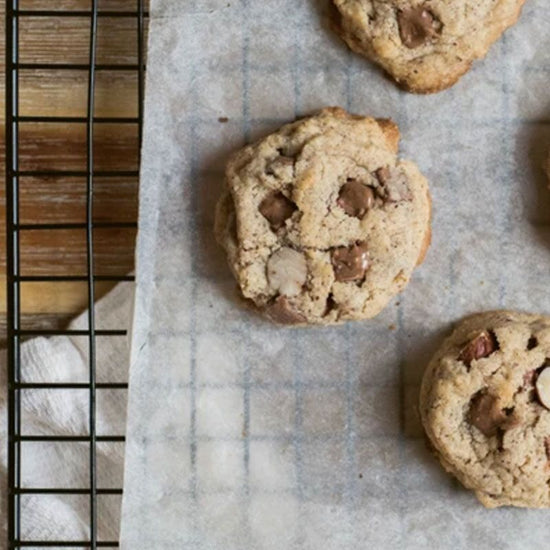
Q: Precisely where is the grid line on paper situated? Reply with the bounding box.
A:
[242,327,252,539]
[344,52,357,507]
[242,333,251,497]
[144,432,411,444]
[188,58,550,81]
[143,380,401,392]
[241,0,253,538]
[242,0,251,144]
[291,329,305,537]
[499,33,513,308]
[396,300,408,547]
[188,52,200,507]
[138,114,550,127]
[498,35,510,308]
[292,8,305,546]
[397,87,408,547]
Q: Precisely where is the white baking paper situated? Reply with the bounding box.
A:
[121,1,550,548]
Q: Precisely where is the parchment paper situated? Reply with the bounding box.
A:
[121,1,550,548]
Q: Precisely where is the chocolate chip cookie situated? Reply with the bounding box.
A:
[420,311,550,508]
[331,0,527,93]
[214,107,431,325]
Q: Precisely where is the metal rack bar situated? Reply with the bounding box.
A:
[15,383,129,390]
[137,0,145,151]
[16,436,125,443]
[16,275,135,282]
[14,542,119,548]
[15,489,123,495]
[6,2,147,546]
[16,222,137,229]
[16,329,127,337]
[6,0,22,544]
[15,170,140,178]
[17,63,143,71]
[16,116,140,124]
[15,10,149,17]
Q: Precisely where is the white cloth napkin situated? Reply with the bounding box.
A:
[0,282,133,546]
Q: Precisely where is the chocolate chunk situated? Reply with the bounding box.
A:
[545,438,550,462]
[337,180,375,219]
[331,241,370,283]
[259,192,296,230]
[527,336,539,350]
[468,391,508,437]
[324,293,337,317]
[265,295,306,325]
[458,331,498,368]
[375,167,390,185]
[375,167,412,202]
[397,6,442,49]
[496,427,506,452]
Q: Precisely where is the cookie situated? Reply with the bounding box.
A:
[214,107,431,326]
[420,311,550,508]
[331,0,527,94]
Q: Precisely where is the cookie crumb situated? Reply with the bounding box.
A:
[218,117,229,123]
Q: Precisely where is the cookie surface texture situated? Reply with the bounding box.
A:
[331,0,527,93]
[420,311,550,508]
[215,107,431,326]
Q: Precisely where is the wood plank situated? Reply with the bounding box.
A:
[19,0,150,12]
[19,16,145,66]
[1,0,145,328]
[0,277,117,315]
[17,227,136,276]
[17,177,138,224]
[17,69,138,118]
[17,123,139,171]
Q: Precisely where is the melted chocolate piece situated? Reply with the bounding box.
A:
[468,391,508,437]
[331,241,370,283]
[259,192,296,230]
[375,167,390,185]
[458,331,498,368]
[337,180,375,219]
[397,6,442,49]
[265,296,306,325]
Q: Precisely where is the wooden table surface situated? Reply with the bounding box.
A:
[1,0,149,335]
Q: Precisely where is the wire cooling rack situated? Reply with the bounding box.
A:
[5,1,147,547]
